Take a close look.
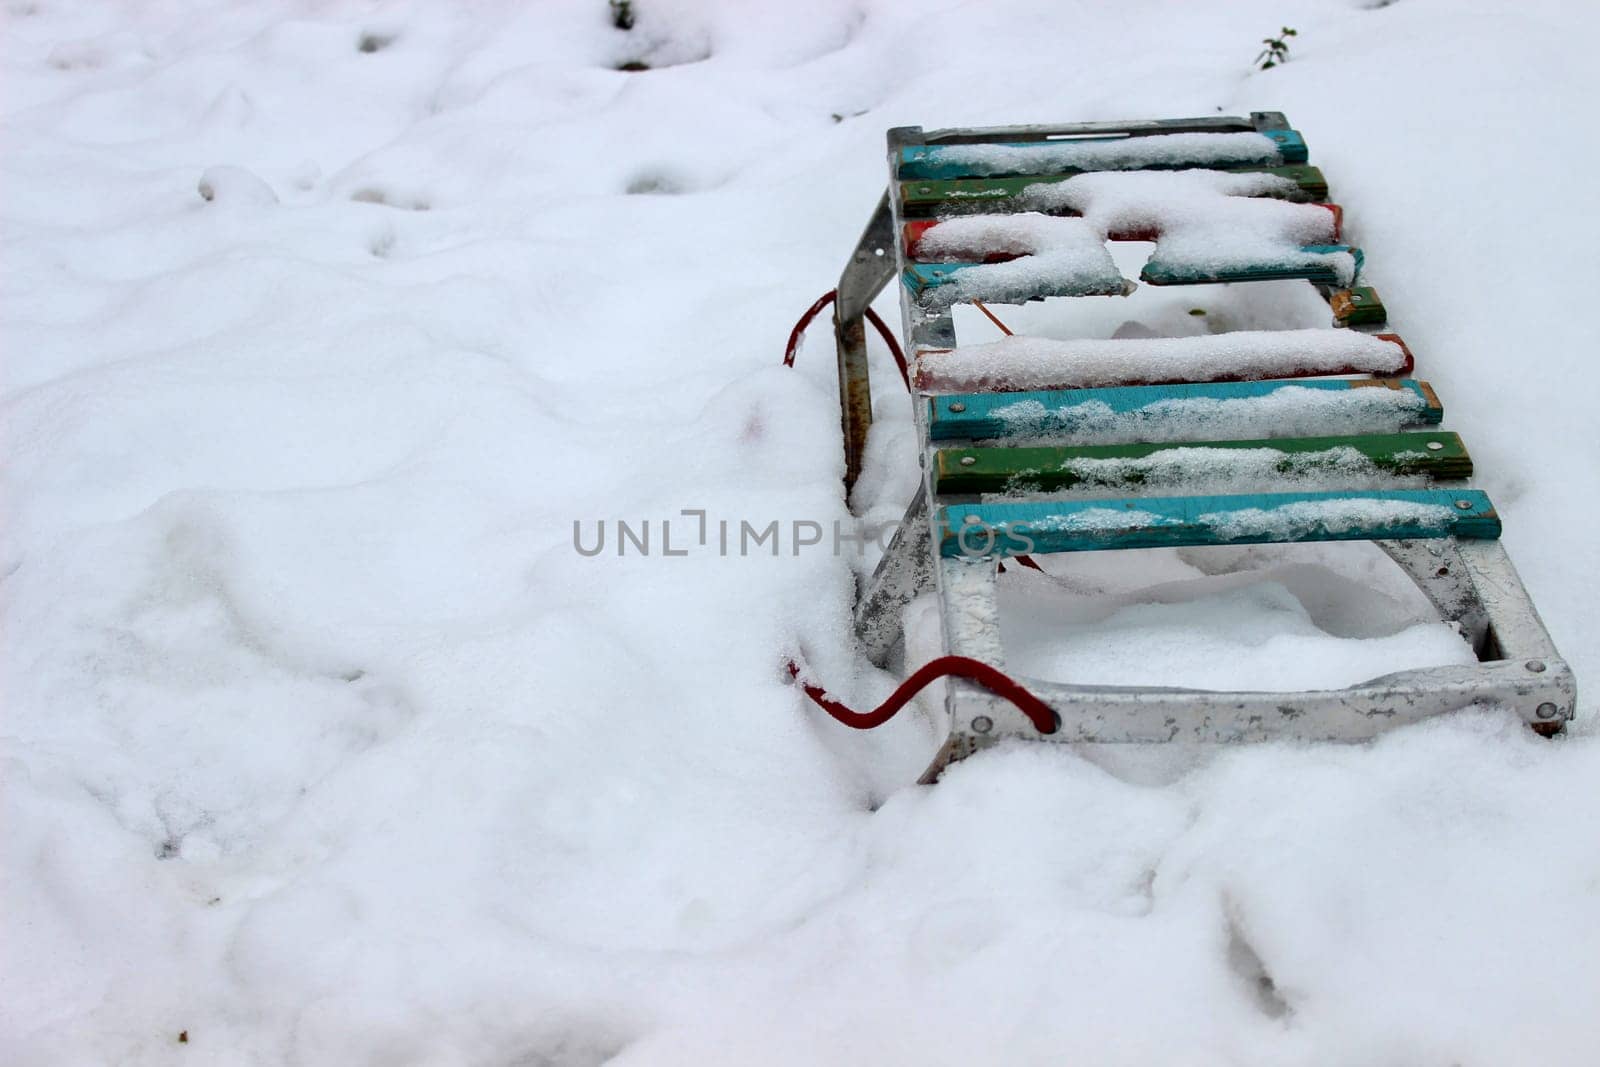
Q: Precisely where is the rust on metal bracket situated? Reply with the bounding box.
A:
[835,308,872,490]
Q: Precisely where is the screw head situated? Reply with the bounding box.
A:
[971,715,994,734]
[962,514,982,525]
[1536,702,1560,719]
[1455,499,1475,510]
[948,402,966,413]
[959,455,977,466]
[1350,293,1364,303]
[1525,660,1547,673]
[1426,441,1445,451]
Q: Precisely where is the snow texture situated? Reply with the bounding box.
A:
[1011,496,1457,540]
[1041,445,1428,498]
[917,169,1351,299]
[1195,497,1457,540]
[914,213,1125,307]
[915,329,1407,392]
[4,1,1600,1065]
[987,384,1429,445]
[1022,169,1353,285]
[1003,581,1478,691]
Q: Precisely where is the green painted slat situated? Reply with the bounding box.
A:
[927,379,1442,442]
[1330,286,1388,326]
[938,489,1501,558]
[933,431,1471,495]
[898,165,1327,216]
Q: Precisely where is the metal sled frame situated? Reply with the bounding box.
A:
[831,113,1575,783]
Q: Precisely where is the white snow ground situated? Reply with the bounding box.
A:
[3,1,1599,1064]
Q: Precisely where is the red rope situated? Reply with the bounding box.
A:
[971,299,1014,336]
[784,289,909,389]
[779,291,1054,736]
[787,655,1058,735]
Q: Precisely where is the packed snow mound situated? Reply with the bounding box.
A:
[1003,575,1475,690]
[1023,169,1354,286]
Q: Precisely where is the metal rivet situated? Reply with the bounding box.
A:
[962,514,982,525]
[959,456,977,466]
[971,715,994,734]
[1426,441,1444,451]
[1350,293,1364,303]
[1455,499,1475,510]
[948,402,966,413]
[1536,702,1559,719]
[1526,660,1547,673]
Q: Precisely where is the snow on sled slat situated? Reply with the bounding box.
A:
[928,378,1443,444]
[902,261,1131,304]
[1330,285,1388,326]
[896,129,1309,181]
[938,489,1501,557]
[904,246,1363,304]
[909,112,1289,145]
[1141,244,1363,287]
[903,203,1343,259]
[932,431,1472,495]
[912,330,1415,394]
[898,165,1328,217]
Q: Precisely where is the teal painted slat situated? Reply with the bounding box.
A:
[901,263,1127,302]
[928,379,1441,442]
[1142,246,1363,286]
[897,129,1307,181]
[938,489,1500,558]
[1263,129,1308,163]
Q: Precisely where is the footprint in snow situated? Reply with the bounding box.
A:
[367,224,397,259]
[624,169,688,195]
[197,166,278,207]
[357,31,398,54]
[350,186,430,211]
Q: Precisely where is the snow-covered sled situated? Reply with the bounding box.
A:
[799,112,1575,782]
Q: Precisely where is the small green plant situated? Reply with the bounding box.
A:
[1255,27,1297,69]
[609,0,634,31]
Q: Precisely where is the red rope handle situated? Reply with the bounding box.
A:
[788,655,1058,735]
[784,288,909,389]
[779,291,1054,736]
[971,299,1014,336]
[783,295,1042,570]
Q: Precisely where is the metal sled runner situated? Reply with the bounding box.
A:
[797,112,1574,783]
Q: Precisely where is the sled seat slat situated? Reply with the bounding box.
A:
[933,431,1472,494]
[938,489,1501,557]
[898,165,1328,217]
[928,378,1443,443]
